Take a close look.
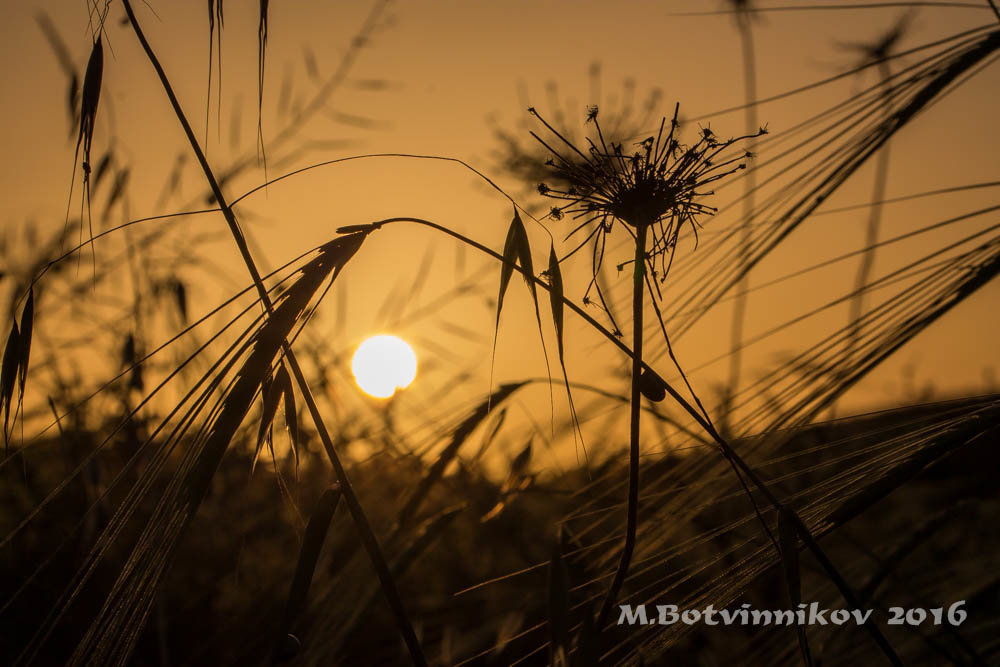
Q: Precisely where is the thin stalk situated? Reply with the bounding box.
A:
[119,3,427,665]
[846,63,893,377]
[728,4,758,424]
[596,223,646,628]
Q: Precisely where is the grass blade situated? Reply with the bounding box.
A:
[77,35,104,274]
[252,362,285,475]
[494,211,520,330]
[488,213,523,407]
[511,209,555,429]
[281,363,299,479]
[548,245,588,464]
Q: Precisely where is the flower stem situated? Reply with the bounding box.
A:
[597,223,647,628]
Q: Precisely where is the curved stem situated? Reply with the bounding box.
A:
[596,223,646,628]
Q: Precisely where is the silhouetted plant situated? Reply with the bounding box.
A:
[532,103,764,626]
[2,3,999,666]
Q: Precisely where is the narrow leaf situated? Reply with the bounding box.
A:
[549,246,587,464]
[510,208,554,430]
[280,362,299,479]
[495,213,520,329]
[508,440,532,483]
[511,209,535,295]
[17,289,34,398]
[548,245,565,359]
[77,35,103,275]
[1,322,20,447]
[488,212,523,408]
[91,151,112,191]
[253,364,285,475]
[79,36,103,174]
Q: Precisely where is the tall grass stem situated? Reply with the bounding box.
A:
[597,223,647,628]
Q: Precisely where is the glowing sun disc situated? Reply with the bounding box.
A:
[351,335,418,399]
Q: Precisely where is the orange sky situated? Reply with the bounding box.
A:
[1,1,999,464]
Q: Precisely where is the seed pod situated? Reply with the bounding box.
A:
[638,368,666,402]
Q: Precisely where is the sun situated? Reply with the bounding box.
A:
[351,335,418,399]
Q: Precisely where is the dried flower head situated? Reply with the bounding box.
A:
[532,104,765,284]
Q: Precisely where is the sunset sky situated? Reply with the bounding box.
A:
[2,1,999,461]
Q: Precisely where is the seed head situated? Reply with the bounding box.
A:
[532,104,764,281]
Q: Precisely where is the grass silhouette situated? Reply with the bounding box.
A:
[1,2,999,665]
